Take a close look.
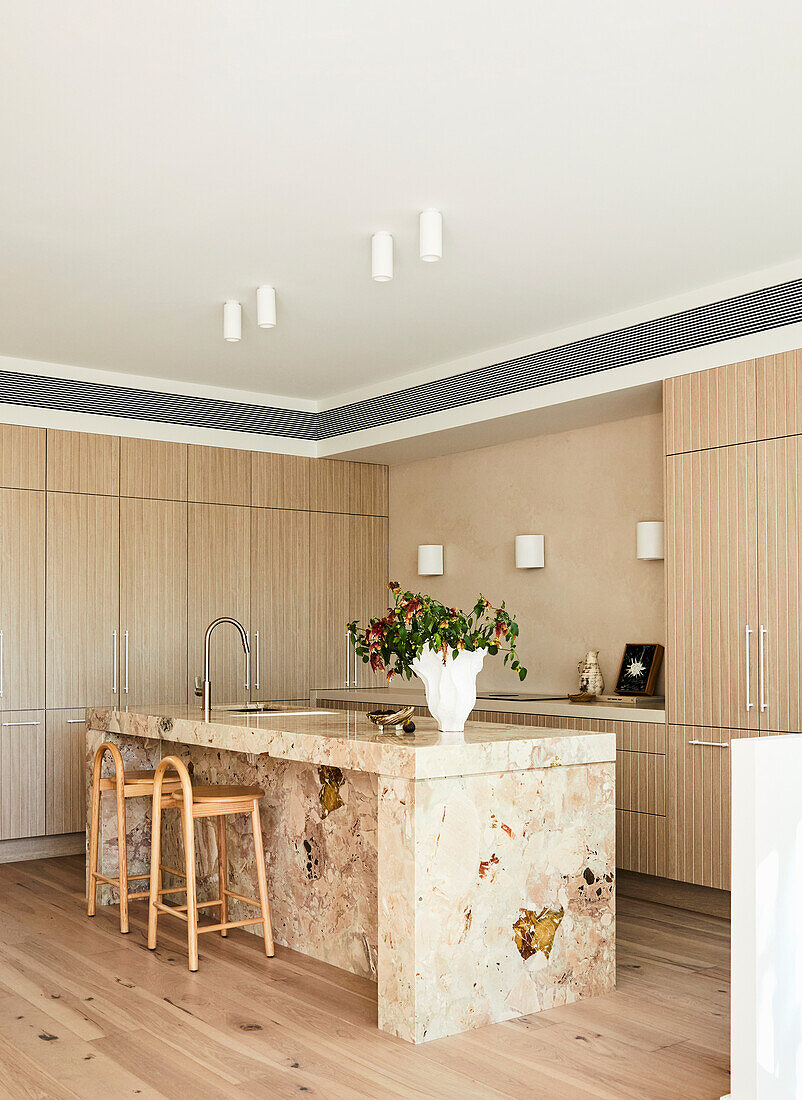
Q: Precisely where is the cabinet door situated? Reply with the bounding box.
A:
[0,489,45,709]
[120,438,187,500]
[348,515,389,687]
[665,446,759,730]
[46,430,120,495]
[0,711,44,839]
[46,493,120,709]
[0,425,45,489]
[756,350,802,441]
[757,436,802,732]
[45,709,85,835]
[350,464,389,516]
[309,459,351,513]
[120,498,188,706]
[251,509,310,699]
[663,360,757,454]
[188,445,251,506]
[666,724,739,890]
[187,504,250,705]
[252,453,310,510]
[309,512,351,688]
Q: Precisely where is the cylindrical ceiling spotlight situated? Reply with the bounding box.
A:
[371,231,393,282]
[223,300,242,342]
[419,209,442,262]
[256,285,276,328]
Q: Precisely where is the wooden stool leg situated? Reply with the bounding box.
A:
[116,776,130,934]
[147,791,163,952]
[182,805,199,972]
[249,801,274,957]
[87,772,102,917]
[216,816,228,938]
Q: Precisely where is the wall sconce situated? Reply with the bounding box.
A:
[515,534,545,569]
[636,522,664,560]
[418,544,444,575]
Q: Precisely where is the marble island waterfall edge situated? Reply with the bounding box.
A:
[86,705,616,1043]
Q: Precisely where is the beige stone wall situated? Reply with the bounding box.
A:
[388,412,665,694]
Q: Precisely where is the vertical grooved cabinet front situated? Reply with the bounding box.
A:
[250,508,310,700]
[45,709,85,835]
[46,493,120,710]
[187,504,251,705]
[0,711,45,839]
[665,444,759,732]
[0,489,45,710]
[120,497,188,706]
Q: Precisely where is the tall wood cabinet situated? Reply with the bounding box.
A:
[0,425,389,848]
[664,352,802,887]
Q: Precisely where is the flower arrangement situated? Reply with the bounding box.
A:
[347,582,527,682]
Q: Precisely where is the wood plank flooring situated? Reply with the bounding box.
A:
[0,856,730,1099]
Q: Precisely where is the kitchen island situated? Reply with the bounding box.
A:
[86,705,616,1043]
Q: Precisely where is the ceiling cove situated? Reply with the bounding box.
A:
[1,276,801,443]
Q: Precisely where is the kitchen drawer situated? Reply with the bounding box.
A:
[616,750,666,816]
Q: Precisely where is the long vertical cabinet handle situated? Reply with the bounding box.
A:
[112,630,118,695]
[0,629,4,699]
[123,630,129,694]
[760,625,768,712]
[254,631,260,693]
[745,625,753,711]
[344,630,350,687]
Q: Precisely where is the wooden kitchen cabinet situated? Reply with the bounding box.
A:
[756,349,802,440]
[666,724,742,890]
[0,424,45,489]
[120,497,188,706]
[46,430,120,495]
[0,489,45,710]
[665,445,759,731]
[45,709,85,835]
[309,512,388,690]
[252,452,311,510]
[756,435,802,733]
[309,511,351,689]
[0,710,45,839]
[187,503,251,704]
[120,437,188,500]
[663,359,757,455]
[349,514,389,687]
[46,493,120,709]
[310,459,389,516]
[188,444,251,506]
[250,508,310,699]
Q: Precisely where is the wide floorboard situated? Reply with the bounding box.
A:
[0,856,729,1098]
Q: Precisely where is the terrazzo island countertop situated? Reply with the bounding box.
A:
[87,704,616,1043]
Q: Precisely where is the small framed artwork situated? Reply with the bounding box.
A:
[614,643,664,696]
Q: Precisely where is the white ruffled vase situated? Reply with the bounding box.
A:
[411,644,485,734]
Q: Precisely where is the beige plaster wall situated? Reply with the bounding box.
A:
[388,412,665,694]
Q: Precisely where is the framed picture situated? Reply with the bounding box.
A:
[614,643,664,696]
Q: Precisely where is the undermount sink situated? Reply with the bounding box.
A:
[219,704,332,717]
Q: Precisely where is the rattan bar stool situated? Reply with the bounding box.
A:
[147,755,274,971]
[87,741,185,934]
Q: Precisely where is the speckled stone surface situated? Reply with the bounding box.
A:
[87,705,615,1042]
[86,703,615,780]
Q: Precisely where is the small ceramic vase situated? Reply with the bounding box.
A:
[577,650,604,696]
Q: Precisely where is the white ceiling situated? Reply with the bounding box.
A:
[3,2,802,404]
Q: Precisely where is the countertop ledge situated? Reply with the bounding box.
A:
[86,705,616,780]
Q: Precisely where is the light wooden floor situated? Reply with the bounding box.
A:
[0,856,730,1099]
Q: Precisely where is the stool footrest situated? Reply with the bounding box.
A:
[222,887,264,907]
[197,916,265,934]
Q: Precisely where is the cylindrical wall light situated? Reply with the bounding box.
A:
[419,210,443,262]
[371,232,393,282]
[637,521,664,560]
[417,544,444,575]
[515,534,545,569]
[223,300,242,342]
[256,285,276,328]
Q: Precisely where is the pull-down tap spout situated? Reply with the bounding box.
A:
[200,617,250,721]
